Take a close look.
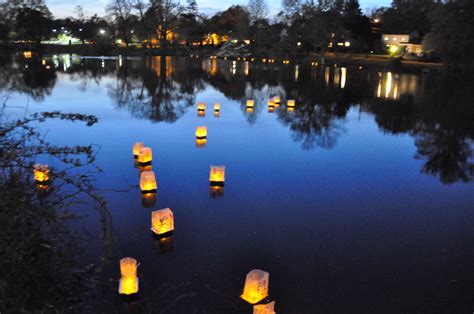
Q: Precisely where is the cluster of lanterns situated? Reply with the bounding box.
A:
[246,96,296,114]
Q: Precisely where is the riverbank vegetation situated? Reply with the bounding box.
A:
[0,0,473,68]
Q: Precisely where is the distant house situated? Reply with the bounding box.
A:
[382,34,410,46]
[382,33,424,56]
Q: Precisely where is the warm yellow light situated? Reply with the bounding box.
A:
[340,67,347,89]
[241,269,269,304]
[151,208,174,235]
[198,110,205,117]
[273,96,280,104]
[196,138,207,148]
[262,58,266,63]
[209,165,225,184]
[140,171,157,193]
[141,192,156,208]
[119,257,139,295]
[214,103,220,112]
[197,102,206,111]
[23,51,32,59]
[287,107,294,112]
[138,147,152,165]
[34,164,49,183]
[120,257,137,278]
[246,99,254,108]
[287,99,295,107]
[344,41,351,47]
[209,185,224,198]
[268,99,275,107]
[253,301,276,314]
[389,45,398,54]
[246,107,254,113]
[133,142,144,157]
[195,126,207,139]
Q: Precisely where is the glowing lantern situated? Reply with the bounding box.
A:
[151,207,174,236]
[214,103,220,112]
[195,126,207,139]
[140,171,157,193]
[138,147,152,165]
[241,269,269,304]
[287,99,295,107]
[197,102,206,112]
[209,165,225,186]
[273,96,280,104]
[23,51,32,59]
[133,142,144,157]
[196,138,207,148]
[119,257,139,295]
[246,100,254,108]
[247,107,254,113]
[254,301,276,314]
[34,164,50,183]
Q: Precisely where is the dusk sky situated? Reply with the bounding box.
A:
[46,0,392,18]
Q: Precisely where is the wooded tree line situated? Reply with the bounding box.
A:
[0,0,473,66]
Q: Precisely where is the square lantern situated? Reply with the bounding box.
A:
[254,301,276,314]
[197,102,206,112]
[34,164,50,183]
[246,100,255,108]
[273,96,281,104]
[241,269,269,304]
[151,208,174,236]
[268,99,275,107]
[133,142,144,158]
[209,165,225,186]
[138,147,152,165]
[140,171,157,193]
[287,99,295,107]
[214,103,220,112]
[119,257,139,296]
[195,126,207,139]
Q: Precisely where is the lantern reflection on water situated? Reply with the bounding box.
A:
[151,208,174,236]
[209,185,224,198]
[153,236,174,254]
[34,164,50,183]
[138,147,152,165]
[119,257,139,296]
[196,138,207,148]
[132,142,144,157]
[141,192,156,208]
[241,269,269,304]
[254,301,276,314]
[140,171,157,193]
[247,107,254,113]
[195,126,207,139]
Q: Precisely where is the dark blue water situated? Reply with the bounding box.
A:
[2,54,473,313]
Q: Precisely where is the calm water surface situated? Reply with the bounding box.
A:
[2,55,473,313]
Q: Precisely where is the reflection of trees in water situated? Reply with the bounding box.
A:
[0,54,56,101]
[108,57,201,123]
[1,55,472,184]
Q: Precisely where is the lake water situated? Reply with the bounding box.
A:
[2,54,473,313]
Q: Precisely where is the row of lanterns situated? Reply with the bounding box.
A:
[197,102,220,117]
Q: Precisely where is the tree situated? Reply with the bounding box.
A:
[425,0,474,67]
[342,0,371,52]
[213,5,250,41]
[107,0,135,46]
[145,0,183,54]
[15,8,52,44]
[247,0,268,25]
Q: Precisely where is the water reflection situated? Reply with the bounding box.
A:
[1,54,472,184]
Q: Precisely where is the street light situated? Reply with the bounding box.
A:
[99,29,106,35]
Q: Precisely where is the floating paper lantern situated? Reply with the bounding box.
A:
[241,269,269,304]
[138,147,152,165]
[214,103,220,112]
[254,301,276,314]
[287,99,295,107]
[246,99,255,108]
[196,138,207,148]
[34,164,50,183]
[197,102,206,112]
[151,208,174,236]
[119,257,139,295]
[133,142,144,157]
[195,126,207,139]
[273,96,280,104]
[140,171,157,193]
[209,165,225,186]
